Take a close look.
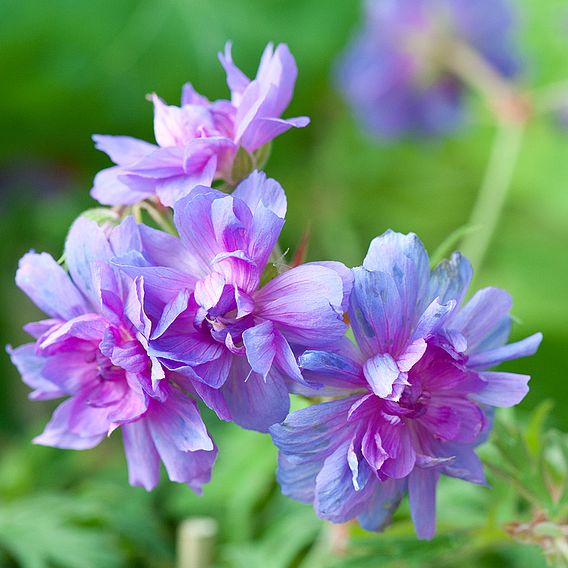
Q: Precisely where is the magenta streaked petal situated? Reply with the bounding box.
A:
[151,332,225,371]
[23,319,61,339]
[307,261,354,312]
[255,264,346,348]
[194,271,226,312]
[151,93,214,148]
[114,253,194,304]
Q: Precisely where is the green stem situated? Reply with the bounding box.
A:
[138,201,177,235]
[460,122,525,272]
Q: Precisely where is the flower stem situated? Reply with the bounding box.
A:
[443,39,531,124]
[138,201,177,235]
[460,121,525,271]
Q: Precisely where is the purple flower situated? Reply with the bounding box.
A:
[92,42,309,207]
[336,0,521,138]
[8,217,217,492]
[114,171,352,432]
[270,230,542,539]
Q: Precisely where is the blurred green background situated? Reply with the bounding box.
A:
[0,0,567,566]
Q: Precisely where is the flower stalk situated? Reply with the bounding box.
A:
[460,121,525,272]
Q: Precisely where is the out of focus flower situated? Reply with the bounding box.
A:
[92,42,309,207]
[114,171,352,432]
[336,0,522,138]
[271,230,542,539]
[9,217,217,492]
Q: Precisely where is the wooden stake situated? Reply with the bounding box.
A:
[177,517,218,568]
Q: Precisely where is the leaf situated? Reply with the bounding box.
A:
[0,494,123,568]
[524,400,554,457]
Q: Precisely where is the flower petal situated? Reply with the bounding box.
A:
[408,467,440,540]
[473,372,530,407]
[93,135,156,166]
[16,252,88,320]
[222,358,290,432]
[467,332,542,370]
[122,419,161,491]
[255,264,347,348]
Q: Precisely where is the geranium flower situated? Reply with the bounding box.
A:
[9,217,216,492]
[270,230,542,539]
[336,0,522,138]
[114,171,352,431]
[92,42,309,207]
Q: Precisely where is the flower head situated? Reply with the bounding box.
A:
[9,217,216,492]
[270,230,542,539]
[92,42,309,207]
[336,0,521,138]
[115,171,352,432]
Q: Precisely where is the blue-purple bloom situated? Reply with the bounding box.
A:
[9,217,217,492]
[92,42,309,207]
[114,171,352,432]
[336,0,521,138]
[270,231,542,539]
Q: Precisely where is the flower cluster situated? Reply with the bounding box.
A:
[336,0,522,138]
[9,40,542,540]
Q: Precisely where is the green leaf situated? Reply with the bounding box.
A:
[524,400,554,457]
[0,494,123,568]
